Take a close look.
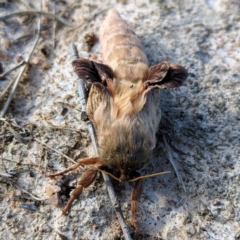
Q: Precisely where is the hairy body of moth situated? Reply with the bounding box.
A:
[48,9,188,233]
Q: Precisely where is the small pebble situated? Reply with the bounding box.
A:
[212,77,220,84]
[19,15,31,24]
[65,94,73,100]
[12,228,19,234]
[55,115,64,123]
[212,199,221,206]
[16,55,23,62]
[81,138,88,147]
[61,226,69,232]
[41,62,51,70]
[45,184,61,196]
[48,194,59,206]
[19,202,37,211]
[32,57,40,65]
[71,217,79,223]
[42,224,51,233]
[6,213,13,218]
[186,224,196,235]
[1,38,10,49]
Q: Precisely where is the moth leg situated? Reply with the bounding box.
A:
[62,168,98,215]
[131,179,144,233]
[45,157,99,177]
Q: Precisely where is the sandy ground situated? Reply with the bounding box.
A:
[0,0,240,239]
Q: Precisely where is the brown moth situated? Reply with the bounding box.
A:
[48,9,188,233]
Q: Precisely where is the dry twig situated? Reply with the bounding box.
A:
[0,7,42,117]
[1,175,48,201]
[0,61,26,80]
[32,123,83,133]
[0,172,13,178]
[35,138,80,166]
[52,1,57,48]
[0,10,75,27]
[13,181,49,201]
[1,157,39,167]
[0,76,16,102]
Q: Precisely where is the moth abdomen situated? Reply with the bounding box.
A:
[99,9,149,81]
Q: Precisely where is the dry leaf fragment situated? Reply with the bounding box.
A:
[0,50,8,61]
[41,62,51,70]
[31,57,40,65]
[45,184,61,196]
[1,38,10,49]
[41,47,50,58]
[65,94,73,100]
[81,138,88,147]
[48,194,59,206]
[16,55,23,63]
[83,32,97,52]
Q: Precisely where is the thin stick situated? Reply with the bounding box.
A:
[163,136,186,192]
[14,182,49,201]
[0,76,16,101]
[27,120,83,133]
[3,177,49,201]
[58,1,77,18]
[35,138,80,166]
[0,8,42,117]
[0,10,75,27]
[70,44,88,121]
[0,172,13,178]
[7,124,28,143]
[70,44,132,240]
[1,157,39,167]
[0,60,26,80]
[52,0,56,49]
[0,65,26,116]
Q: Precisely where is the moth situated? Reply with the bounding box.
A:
[47,9,188,232]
